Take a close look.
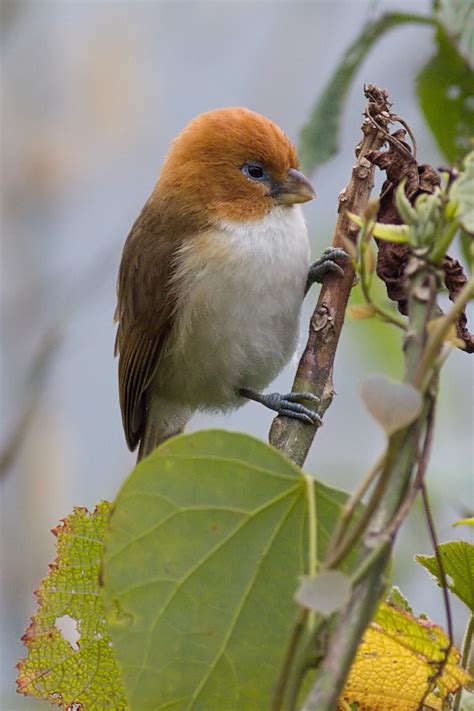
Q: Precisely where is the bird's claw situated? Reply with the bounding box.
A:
[270,391,322,425]
[308,247,350,285]
[240,388,322,426]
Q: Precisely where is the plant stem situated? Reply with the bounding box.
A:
[326,451,386,560]
[359,241,407,329]
[304,473,317,631]
[454,614,474,711]
[300,261,438,710]
[418,483,454,707]
[415,277,474,387]
[270,84,394,704]
[269,85,392,465]
[325,449,393,569]
[270,608,308,711]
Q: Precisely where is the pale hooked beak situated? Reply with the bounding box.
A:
[274,168,316,205]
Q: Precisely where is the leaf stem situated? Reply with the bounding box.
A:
[325,449,393,569]
[304,473,317,631]
[270,608,308,711]
[418,483,454,707]
[359,239,407,329]
[415,277,474,387]
[300,247,439,710]
[326,451,386,560]
[454,614,474,711]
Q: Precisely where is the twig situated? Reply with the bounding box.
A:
[418,483,454,709]
[270,608,308,711]
[326,451,386,560]
[415,277,474,388]
[359,238,407,329]
[299,230,440,711]
[383,392,436,539]
[454,614,474,711]
[269,85,393,466]
[325,450,393,569]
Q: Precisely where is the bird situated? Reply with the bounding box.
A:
[115,107,346,461]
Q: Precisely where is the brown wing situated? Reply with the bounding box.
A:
[115,200,179,452]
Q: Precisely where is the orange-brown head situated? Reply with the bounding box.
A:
[155,107,315,223]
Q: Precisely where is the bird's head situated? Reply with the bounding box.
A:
[156,107,315,224]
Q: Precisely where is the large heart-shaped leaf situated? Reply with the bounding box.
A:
[102,430,358,711]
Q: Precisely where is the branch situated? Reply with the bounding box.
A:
[301,254,439,711]
[269,85,393,466]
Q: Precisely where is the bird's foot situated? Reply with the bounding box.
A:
[239,388,322,426]
[307,247,350,287]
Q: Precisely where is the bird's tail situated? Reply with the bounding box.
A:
[137,397,190,462]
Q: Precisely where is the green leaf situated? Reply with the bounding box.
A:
[299,12,435,173]
[102,430,360,711]
[416,540,474,612]
[17,502,127,710]
[451,151,474,234]
[417,28,474,163]
[438,0,474,71]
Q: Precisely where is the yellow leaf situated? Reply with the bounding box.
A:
[339,601,471,711]
[347,303,376,320]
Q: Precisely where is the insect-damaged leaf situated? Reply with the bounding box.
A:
[416,540,474,612]
[339,600,472,710]
[102,430,360,711]
[16,502,127,710]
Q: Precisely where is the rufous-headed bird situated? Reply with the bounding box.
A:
[115,107,345,460]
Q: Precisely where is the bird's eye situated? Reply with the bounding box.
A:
[242,163,266,181]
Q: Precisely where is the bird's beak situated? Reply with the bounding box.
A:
[275,168,316,205]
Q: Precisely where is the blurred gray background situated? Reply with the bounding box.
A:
[1,0,472,708]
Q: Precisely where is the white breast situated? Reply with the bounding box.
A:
[159,205,310,410]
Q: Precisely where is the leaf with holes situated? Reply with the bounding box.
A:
[16,502,127,710]
[339,599,471,710]
[102,430,360,711]
[416,540,474,612]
